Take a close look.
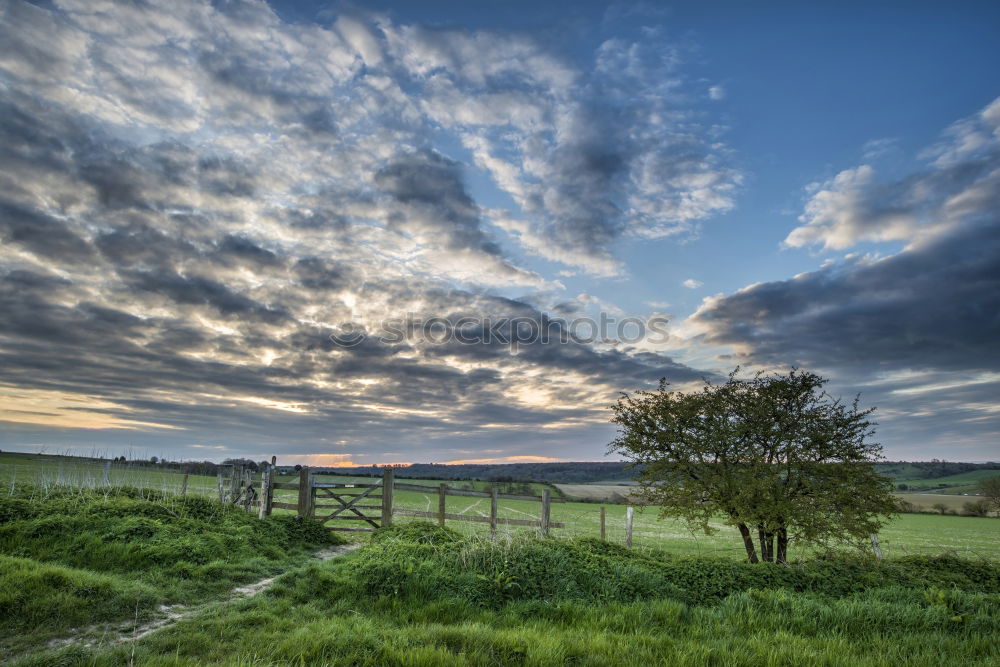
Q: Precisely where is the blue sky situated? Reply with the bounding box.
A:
[1,0,998,464]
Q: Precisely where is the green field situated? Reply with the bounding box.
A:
[6,514,1000,666]
[276,473,1000,560]
[3,459,1000,665]
[893,470,1000,494]
[4,454,998,560]
[0,451,220,497]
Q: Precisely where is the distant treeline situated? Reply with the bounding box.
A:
[316,461,637,483]
[880,460,1000,479]
[104,456,269,477]
[314,460,1000,485]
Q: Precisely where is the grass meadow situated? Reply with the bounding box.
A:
[3,453,998,559]
[2,455,999,664]
[0,452,221,497]
[275,472,1000,560]
[6,517,1000,666]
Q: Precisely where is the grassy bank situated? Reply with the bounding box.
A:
[0,484,343,656]
[17,522,1000,666]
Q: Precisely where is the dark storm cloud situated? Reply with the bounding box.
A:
[693,220,1000,373]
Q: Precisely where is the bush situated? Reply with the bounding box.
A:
[962,500,992,517]
[338,522,1000,610]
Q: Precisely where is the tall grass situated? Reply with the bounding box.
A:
[0,483,343,655]
[16,521,998,666]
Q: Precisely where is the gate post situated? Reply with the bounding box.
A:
[258,465,273,519]
[297,467,314,517]
[229,465,242,502]
[381,468,394,527]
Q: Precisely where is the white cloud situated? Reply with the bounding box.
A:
[785,96,1000,252]
[861,137,898,160]
[682,278,703,289]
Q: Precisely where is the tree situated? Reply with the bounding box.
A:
[931,503,949,515]
[609,369,898,563]
[978,476,1000,514]
[962,499,991,517]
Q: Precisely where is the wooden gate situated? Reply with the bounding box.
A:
[312,476,388,532]
[259,467,393,533]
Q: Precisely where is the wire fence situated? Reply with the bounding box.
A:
[0,456,221,498]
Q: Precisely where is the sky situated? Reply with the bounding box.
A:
[1,0,998,465]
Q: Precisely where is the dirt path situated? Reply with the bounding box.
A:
[43,543,361,652]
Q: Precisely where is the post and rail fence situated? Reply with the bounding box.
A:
[251,466,569,536]
[3,454,893,556]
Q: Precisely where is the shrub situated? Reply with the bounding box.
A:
[336,522,1000,610]
[962,500,992,517]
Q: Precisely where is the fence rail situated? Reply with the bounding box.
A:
[254,467,566,537]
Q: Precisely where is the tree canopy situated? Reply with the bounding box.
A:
[609,369,897,563]
[979,476,1000,515]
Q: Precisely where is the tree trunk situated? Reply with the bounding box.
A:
[757,526,773,562]
[736,523,759,563]
[776,527,788,564]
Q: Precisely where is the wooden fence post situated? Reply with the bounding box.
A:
[541,489,551,536]
[297,467,313,517]
[438,483,447,526]
[180,474,189,497]
[600,506,606,540]
[625,506,634,548]
[229,465,242,503]
[490,485,498,539]
[217,471,224,503]
[309,470,316,516]
[258,466,272,520]
[381,468,394,528]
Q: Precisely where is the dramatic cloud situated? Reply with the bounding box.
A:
[689,98,1000,456]
[785,98,1000,250]
[0,0,724,462]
